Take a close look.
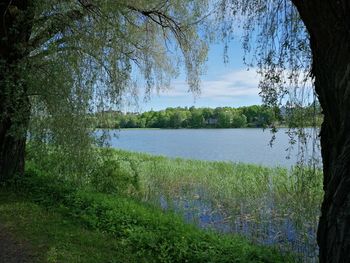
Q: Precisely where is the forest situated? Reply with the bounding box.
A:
[95,104,321,129]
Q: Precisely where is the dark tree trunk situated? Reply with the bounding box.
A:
[0,71,30,182]
[292,1,350,262]
[0,1,33,182]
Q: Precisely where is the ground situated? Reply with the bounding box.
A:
[0,224,34,263]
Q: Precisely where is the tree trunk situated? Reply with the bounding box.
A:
[0,1,33,182]
[0,72,30,182]
[292,1,350,262]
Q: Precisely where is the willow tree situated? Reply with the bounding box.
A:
[217,0,350,262]
[0,0,208,180]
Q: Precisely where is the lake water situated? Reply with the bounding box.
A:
[103,128,320,167]
[102,128,321,261]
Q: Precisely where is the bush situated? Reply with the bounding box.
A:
[90,158,138,195]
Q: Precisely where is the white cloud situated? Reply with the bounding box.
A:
[158,69,260,99]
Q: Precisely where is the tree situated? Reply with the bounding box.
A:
[0,0,209,181]
[189,109,204,128]
[0,1,33,182]
[157,111,170,128]
[293,3,350,261]
[169,111,186,128]
[217,1,350,261]
[241,105,260,126]
[217,109,232,128]
[231,112,247,128]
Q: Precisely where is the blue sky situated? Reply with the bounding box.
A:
[137,39,262,112]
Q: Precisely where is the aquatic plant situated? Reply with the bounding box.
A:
[113,149,322,262]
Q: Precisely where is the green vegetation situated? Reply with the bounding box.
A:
[95,105,279,129]
[1,0,348,260]
[0,153,294,263]
[2,146,323,262]
[1,0,210,181]
[97,149,323,261]
[94,104,322,129]
[0,190,133,263]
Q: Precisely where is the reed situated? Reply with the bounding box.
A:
[112,149,323,262]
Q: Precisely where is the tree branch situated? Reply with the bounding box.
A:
[125,4,186,45]
[28,8,85,51]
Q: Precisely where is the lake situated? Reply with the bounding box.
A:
[102,128,320,167]
[101,128,322,261]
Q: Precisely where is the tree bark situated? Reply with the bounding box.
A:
[292,1,350,262]
[0,1,33,182]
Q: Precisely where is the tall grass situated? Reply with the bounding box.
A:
[1,157,293,263]
[112,149,323,262]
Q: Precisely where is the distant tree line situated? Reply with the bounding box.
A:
[94,105,284,129]
[94,104,323,129]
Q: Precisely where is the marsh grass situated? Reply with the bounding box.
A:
[1,164,292,263]
[113,149,323,262]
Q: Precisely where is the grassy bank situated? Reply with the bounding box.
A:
[0,190,133,263]
[109,149,323,261]
[0,157,293,262]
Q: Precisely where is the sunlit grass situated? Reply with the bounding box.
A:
[112,149,323,262]
[0,190,135,263]
[0,173,292,263]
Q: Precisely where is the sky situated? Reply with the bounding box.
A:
[136,39,263,112]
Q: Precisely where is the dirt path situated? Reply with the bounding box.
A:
[0,224,34,263]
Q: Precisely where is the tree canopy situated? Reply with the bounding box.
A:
[215,1,350,261]
[95,105,285,129]
[1,0,212,177]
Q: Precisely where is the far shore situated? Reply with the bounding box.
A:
[95,125,297,130]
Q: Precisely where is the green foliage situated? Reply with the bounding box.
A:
[212,2,321,165]
[25,145,139,195]
[231,112,247,128]
[215,0,311,108]
[90,150,139,195]
[0,162,294,263]
[95,105,282,129]
[7,0,213,180]
[110,149,323,261]
[0,190,139,263]
[25,142,98,184]
[284,103,323,128]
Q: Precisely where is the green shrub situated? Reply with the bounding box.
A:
[91,159,134,194]
[88,148,139,195]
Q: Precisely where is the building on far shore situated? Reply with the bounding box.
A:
[206,118,218,125]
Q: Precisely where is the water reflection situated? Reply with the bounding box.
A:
[159,192,319,262]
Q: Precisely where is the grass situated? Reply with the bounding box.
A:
[0,159,294,263]
[0,190,135,263]
[109,149,323,261]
